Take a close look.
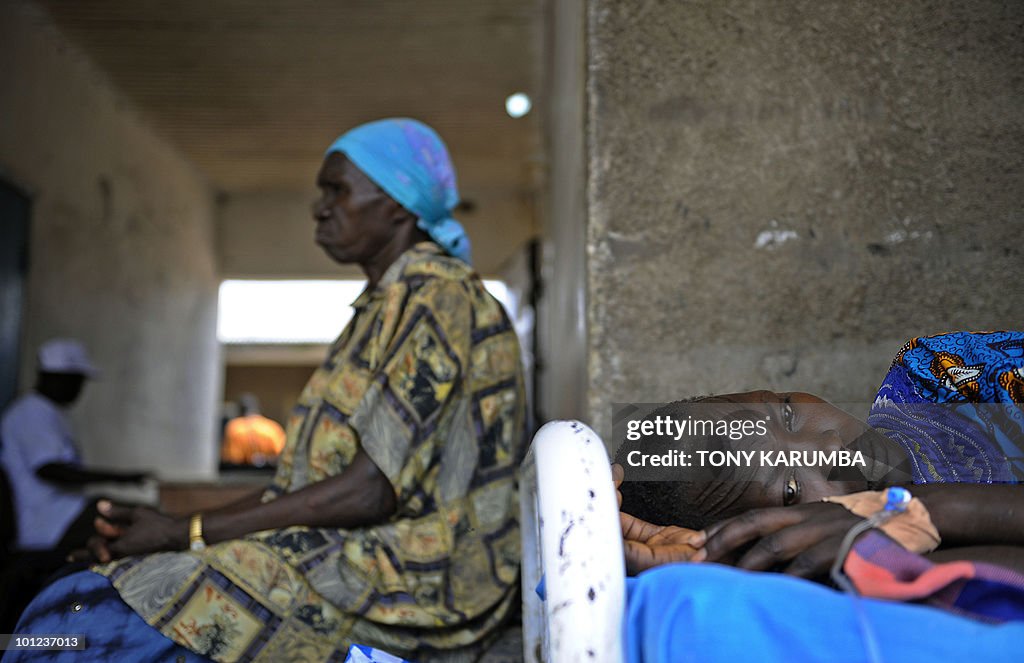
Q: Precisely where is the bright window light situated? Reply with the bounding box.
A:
[218,280,366,344]
[483,280,513,313]
[218,279,516,344]
[505,92,532,118]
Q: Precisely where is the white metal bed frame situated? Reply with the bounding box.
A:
[519,420,625,663]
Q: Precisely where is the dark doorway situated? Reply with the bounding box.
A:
[0,181,30,412]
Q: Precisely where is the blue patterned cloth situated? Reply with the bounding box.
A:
[869,331,1024,483]
[326,118,471,264]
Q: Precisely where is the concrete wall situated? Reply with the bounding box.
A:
[0,1,221,478]
[586,1,1024,434]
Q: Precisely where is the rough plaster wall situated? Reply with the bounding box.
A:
[586,1,1024,435]
[0,1,221,478]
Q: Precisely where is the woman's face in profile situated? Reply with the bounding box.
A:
[312,152,397,266]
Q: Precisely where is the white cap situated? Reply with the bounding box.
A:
[37,339,99,378]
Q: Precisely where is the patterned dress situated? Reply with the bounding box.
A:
[97,243,527,661]
[868,331,1024,483]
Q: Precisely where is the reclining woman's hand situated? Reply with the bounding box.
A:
[612,463,625,508]
[621,515,705,574]
[697,502,863,579]
[613,464,704,574]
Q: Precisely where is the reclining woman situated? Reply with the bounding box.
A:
[618,329,1024,574]
[614,331,1024,662]
[7,119,526,662]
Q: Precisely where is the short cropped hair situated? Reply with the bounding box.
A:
[614,396,723,531]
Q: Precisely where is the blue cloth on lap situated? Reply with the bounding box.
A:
[3,570,207,662]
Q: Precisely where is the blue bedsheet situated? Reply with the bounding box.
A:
[624,564,1024,663]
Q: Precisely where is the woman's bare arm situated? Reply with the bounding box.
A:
[199,449,396,544]
[91,448,396,559]
[694,483,1024,579]
[927,546,1024,574]
[910,483,1024,548]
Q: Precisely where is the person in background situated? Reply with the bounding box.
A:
[220,393,286,467]
[0,338,147,555]
[0,339,148,634]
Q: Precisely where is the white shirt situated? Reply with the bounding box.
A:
[0,392,88,549]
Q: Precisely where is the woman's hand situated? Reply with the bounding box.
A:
[613,463,704,574]
[698,502,863,579]
[621,514,705,574]
[66,500,183,563]
[67,535,115,564]
[612,463,625,508]
[92,500,185,560]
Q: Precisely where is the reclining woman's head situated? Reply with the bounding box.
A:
[615,390,910,530]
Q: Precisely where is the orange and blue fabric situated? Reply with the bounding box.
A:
[845,530,1024,623]
[869,331,1024,483]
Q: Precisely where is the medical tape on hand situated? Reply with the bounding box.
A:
[823,487,940,554]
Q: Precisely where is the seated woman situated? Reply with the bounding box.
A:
[7,119,526,662]
[615,331,1024,662]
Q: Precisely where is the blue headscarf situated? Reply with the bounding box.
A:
[325,118,471,264]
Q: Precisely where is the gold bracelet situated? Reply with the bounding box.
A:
[189,513,207,552]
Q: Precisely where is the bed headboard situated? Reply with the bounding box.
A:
[520,420,625,663]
